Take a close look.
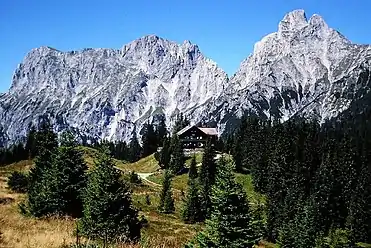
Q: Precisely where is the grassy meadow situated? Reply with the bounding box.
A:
[0,147,268,248]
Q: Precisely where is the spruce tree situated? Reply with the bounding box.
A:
[79,146,141,243]
[128,131,142,162]
[232,118,247,172]
[169,135,184,174]
[7,171,29,193]
[182,177,201,223]
[27,118,59,217]
[188,154,198,180]
[346,157,371,244]
[25,125,37,159]
[141,121,158,158]
[54,131,88,217]
[198,139,216,220]
[156,115,167,146]
[113,141,128,161]
[158,137,171,169]
[173,113,190,134]
[188,157,256,248]
[158,169,175,214]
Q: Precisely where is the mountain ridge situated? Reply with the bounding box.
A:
[1,9,371,145]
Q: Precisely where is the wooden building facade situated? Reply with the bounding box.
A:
[177,125,218,149]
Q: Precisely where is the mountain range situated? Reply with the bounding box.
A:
[1,9,371,145]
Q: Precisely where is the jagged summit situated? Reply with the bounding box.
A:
[278,9,329,33]
[1,10,371,146]
[223,9,371,125]
[1,33,228,145]
[278,9,308,33]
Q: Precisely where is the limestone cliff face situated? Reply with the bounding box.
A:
[198,10,371,131]
[1,10,371,145]
[0,35,228,144]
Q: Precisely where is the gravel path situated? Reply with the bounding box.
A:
[137,172,161,187]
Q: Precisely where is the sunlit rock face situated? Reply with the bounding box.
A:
[0,35,228,144]
[204,9,371,130]
[1,10,371,145]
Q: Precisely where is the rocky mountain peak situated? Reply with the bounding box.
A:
[308,14,327,28]
[1,10,370,147]
[1,34,227,145]
[278,9,308,34]
[277,9,336,42]
[225,9,371,126]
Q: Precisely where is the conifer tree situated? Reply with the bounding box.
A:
[128,131,142,162]
[232,118,247,172]
[54,131,88,217]
[198,139,216,220]
[27,118,59,217]
[7,171,29,193]
[173,113,190,134]
[113,140,128,161]
[169,135,184,174]
[188,154,198,180]
[156,115,167,146]
[25,125,37,159]
[294,200,319,248]
[187,157,256,248]
[79,146,141,243]
[346,158,371,244]
[158,137,171,169]
[182,176,201,223]
[158,169,175,214]
[141,121,158,157]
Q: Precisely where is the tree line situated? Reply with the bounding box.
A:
[220,110,371,247]
[8,119,142,246]
[88,113,190,163]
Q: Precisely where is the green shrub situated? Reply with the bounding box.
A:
[7,171,29,193]
[129,171,142,184]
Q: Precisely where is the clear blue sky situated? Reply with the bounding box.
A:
[1,0,371,92]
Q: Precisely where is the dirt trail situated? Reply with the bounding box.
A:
[137,172,161,187]
[114,153,222,190]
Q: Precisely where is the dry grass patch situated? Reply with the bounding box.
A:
[118,155,160,173]
[0,160,33,175]
[79,146,127,168]
[147,173,189,192]
[0,156,200,248]
[0,204,76,248]
[132,184,201,248]
[0,164,75,248]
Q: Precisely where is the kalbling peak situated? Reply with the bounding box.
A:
[278,9,308,33]
[225,9,371,127]
[309,14,327,28]
[0,10,371,146]
[278,10,333,40]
